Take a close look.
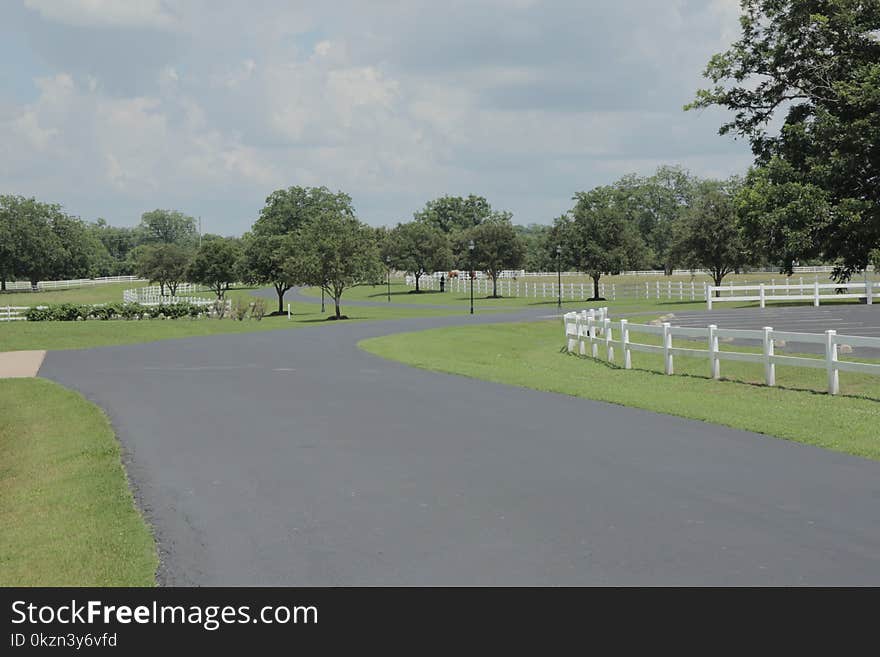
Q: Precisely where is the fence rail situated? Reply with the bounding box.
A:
[2,275,145,292]
[707,281,878,309]
[123,284,209,305]
[564,308,880,395]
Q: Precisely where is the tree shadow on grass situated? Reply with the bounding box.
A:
[558,346,880,403]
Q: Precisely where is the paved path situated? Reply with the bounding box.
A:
[39,294,880,585]
[668,305,880,357]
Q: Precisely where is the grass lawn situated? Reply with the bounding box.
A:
[0,287,465,352]
[0,281,148,306]
[359,320,880,460]
[0,378,157,585]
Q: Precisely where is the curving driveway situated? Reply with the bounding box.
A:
[39,290,880,585]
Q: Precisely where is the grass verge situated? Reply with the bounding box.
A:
[0,378,157,585]
[359,320,880,460]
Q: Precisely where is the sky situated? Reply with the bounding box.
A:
[0,0,754,235]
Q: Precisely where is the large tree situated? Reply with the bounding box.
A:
[293,213,383,319]
[257,186,354,235]
[0,196,67,287]
[561,186,648,299]
[236,233,297,314]
[456,219,526,298]
[138,209,199,247]
[687,0,880,280]
[187,237,240,299]
[383,221,451,292]
[414,195,499,235]
[136,243,191,296]
[671,179,748,293]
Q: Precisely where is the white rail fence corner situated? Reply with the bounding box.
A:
[707,281,878,309]
[563,309,880,396]
[123,283,213,306]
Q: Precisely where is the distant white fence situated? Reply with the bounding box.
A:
[2,275,144,291]
[0,305,43,321]
[707,281,878,309]
[564,308,880,395]
[123,284,212,306]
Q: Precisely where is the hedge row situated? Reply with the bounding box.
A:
[25,302,215,322]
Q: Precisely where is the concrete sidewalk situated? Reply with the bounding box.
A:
[0,350,46,378]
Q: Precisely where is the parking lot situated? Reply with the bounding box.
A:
[669,304,880,357]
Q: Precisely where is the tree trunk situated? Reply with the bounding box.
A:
[169,282,178,296]
[334,297,342,319]
[160,282,166,296]
[492,275,498,297]
[1,279,5,291]
[415,273,420,292]
[714,271,723,297]
[275,284,285,314]
[593,275,600,299]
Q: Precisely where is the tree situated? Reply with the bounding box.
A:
[90,219,140,275]
[138,209,198,247]
[187,237,240,299]
[414,195,498,234]
[456,219,526,298]
[136,243,191,296]
[671,179,748,293]
[687,0,880,280]
[561,186,648,299]
[293,213,383,319]
[50,213,108,279]
[236,233,297,314]
[615,166,694,273]
[257,186,355,235]
[0,196,67,288]
[0,197,17,290]
[383,222,451,292]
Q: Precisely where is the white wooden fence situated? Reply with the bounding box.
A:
[2,275,144,291]
[123,284,211,306]
[0,306,42,321]
[707,281,878,309]
[564,308,880,395]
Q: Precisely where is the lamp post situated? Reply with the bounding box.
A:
[385,255,392,303]
[556,244,562,310]
[468,239,475,315]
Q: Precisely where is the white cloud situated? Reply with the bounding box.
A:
[24,0,178,29]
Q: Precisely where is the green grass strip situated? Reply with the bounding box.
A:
[0,378,157,586]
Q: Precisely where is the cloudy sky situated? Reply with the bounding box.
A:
[0,0,753,234]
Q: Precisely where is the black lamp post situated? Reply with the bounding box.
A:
[468,239,475,315]
[556,244,562,310]
[385,255,392,303]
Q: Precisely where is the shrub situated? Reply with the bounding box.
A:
[232,298,249,321]
[250,298,266,321]
[213,299,228,320]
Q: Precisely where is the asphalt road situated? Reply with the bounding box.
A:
[39,294,880,585]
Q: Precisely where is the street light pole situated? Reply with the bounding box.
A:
[386,256,392,303]
[556,244,562,310]
[468,239,475,315]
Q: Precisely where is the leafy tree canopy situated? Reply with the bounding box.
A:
[455,218,526,297]
[255,186,355,236]
[187,237,240,298]
[136,243,191,296]
[383,221,452,291]
[414,195,506,234]
[687,0,880,279]
[138,209,198,247]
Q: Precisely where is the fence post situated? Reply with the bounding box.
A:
[662,322,673,375]
[604,317,614,363]
[578,313,587,355]
[709,324,720,379]
[867,279,874,305]
[759,283,766,308]
[825,330,839,395]
[620,319,631,369]
[763,326,775,386]
[645,282,649,299]
[287,303,291,320]
[814,281,820,306]
[589,309,598,358]
[612,283,616,300]
[707,287,713,310]
[656,281,660,299]
[567,314,576,353]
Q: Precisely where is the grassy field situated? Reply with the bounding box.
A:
[359,320,880,460]
[0,287,468,352]
[0,378,157,586]
[0,281,149,306]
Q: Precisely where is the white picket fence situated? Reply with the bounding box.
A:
[707,281,878,309]
[564,308,880,395]
[2,275,144,291]
[123,284,212,306]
